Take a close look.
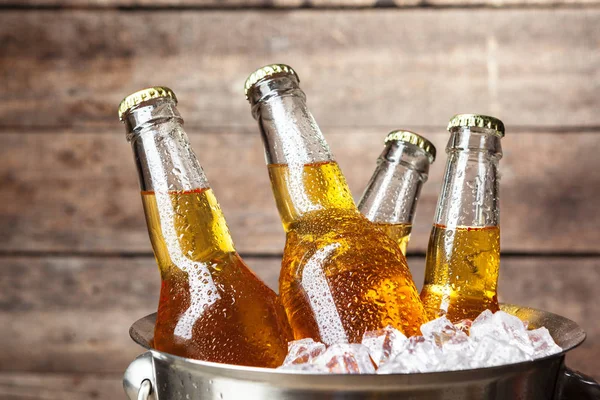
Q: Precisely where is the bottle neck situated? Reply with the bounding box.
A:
[358,141,431,225]
[125,97,235,255]
[125,98,208,192]
[250,75,334,165]
[250,75,356,229]
[434,127,503,228]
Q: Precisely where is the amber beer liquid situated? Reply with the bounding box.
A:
[358,130,436,255]
[119,87,291,367]
[421,114,504,322]
[245,65,426,344]
[424,224,500,319]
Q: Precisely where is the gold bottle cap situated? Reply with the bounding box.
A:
[447,114,505,137]
[385,130,436,162]
[118,86,178,121]
[244,64,299,100]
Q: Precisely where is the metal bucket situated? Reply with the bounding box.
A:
[124,304,600,400]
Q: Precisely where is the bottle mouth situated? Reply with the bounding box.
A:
[385,130,436,163]
[449,125,504,139]
[244,64,299,101]
[446,127,503,157]
[247,74,305,121]
[380,141,433,176]
[123,97,183,141]
[118,86,177,122]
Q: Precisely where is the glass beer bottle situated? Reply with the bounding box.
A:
[119,87,292,367]
[244,64,426,344]
[358,130,436,255]
[421,114,504,322]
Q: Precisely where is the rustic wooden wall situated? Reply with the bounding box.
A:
[1,1,599,398]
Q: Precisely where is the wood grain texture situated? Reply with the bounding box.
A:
[0,373,123,400]
[1,10,599,129]
[4,0,599,8]
[1,255,599,379]
[2,129,599,254]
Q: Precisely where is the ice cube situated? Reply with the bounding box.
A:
[471,335,531,368]
[421,316,457,339]
[528,327,562,358]
[279,311,561,375]
[442,330,473,353]
[454,319,473,334]
[376,359,400,374]
[470,311,534,356]
[438,337,474,371]
[377,336,443,374]
[361,325,407,367]
[314,343,376,374]
[472,309,494,326]
[282,338,326,366]
[420,316,467,348]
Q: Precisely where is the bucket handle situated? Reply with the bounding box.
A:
[556,366,600,400]
[123,352,156,400]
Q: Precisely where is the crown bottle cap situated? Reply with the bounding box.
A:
[118,86,177,121]
[385,130,436,162]
[244,64,299,100]
[447,114,505,137]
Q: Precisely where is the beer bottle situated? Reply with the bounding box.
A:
[358,130,436,255]
[421,114,504,322]
[119,87,292,367]
[244,64,426,344]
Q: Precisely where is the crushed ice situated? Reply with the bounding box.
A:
[277,310,562,374]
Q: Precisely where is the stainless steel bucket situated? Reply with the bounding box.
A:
[124,304,600,400]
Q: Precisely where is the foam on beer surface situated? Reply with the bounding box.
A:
[278,310,562,374]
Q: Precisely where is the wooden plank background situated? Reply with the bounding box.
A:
[2,10,600,130]
[1,1,599,398]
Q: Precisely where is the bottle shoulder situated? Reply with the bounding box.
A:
[283,209,413,280]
